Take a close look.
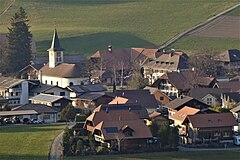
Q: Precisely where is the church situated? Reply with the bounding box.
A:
[39,29,89,88]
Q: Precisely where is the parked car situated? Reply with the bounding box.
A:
[31,119,42,124]
[4,118,11,124]
[23,118,31,124]
[233,136,240,145]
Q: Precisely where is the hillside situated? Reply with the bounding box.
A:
[0,0,239,56]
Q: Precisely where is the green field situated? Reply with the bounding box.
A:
[168,36,240,55]
[65,150,240,160]
[0,0,239,56]
[0,124,65,160]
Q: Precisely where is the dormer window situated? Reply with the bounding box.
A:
[122,125,134,137]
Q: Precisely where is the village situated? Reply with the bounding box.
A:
[0,1,240,160]
[0,27,240,157]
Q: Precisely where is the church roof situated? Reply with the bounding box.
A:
[40,63,87,78]
[47,29,64,52]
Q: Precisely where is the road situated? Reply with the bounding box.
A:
[49,122,75,160]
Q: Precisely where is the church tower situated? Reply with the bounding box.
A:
[47,29,64,68]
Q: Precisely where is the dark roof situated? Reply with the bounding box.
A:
[189,88,230,101]
[47,29,64,52]
[143,52,188,71]
[68,84,107,93]
[77,92,114,101]
[215,49,240,62]
[152,70,216,91]
[94,103,149,119]
[13,104,57,113]
[29,93,71,103]
[165,96,210,110]
[115,90,159,109]
[222,92,240,103]
[216,81,240,93]
[186,113,237,128]
[40,63,87,78]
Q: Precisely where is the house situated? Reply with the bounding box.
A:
[149,111,169,127]
[188,88,230,107]
[12,104,58,123]
[214,49,240,75]
[94,103,149,119]
[142,51,189,84]
[0,76,29,106]
[90,47,161,84]
[30,83,71,99]
[144,86,172,106]
[19,63,44,80]
[39,29,88,88]
[214,81,240,93]
[182,113,238,144]
[151,70,217,97]
[0,96,8,110]
[115,90,159,112]
[29,93,71,112]
[67,84,113,108]
[230,104,240,132]
[84,109,152,151]
[165,95,211,117]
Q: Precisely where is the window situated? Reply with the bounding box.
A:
[15,92,18,96]
[69,82,73,86]
[206,97,212,105]
[45,80,47,84]
[54,103,61,107]
[56,52,62,62]
[56,81,58,86]
[60,92,65,96]
[51,81,53,85]
[124,131,133,137]
[160,96,164,101]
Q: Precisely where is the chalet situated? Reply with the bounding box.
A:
[165,95,211,117]
[143,51,189,84]
[152,70,216,97]
[188,88,230,107]
[144,86,172,106]
[0,76,29,106]
[214,49,240,74]
[114,90,159,112]
[84,109,152,151]
[214,80,240,93]
[149,111,169,127]
[39,29,88,88]
[230,104,240,132]
[12,104,58,123]
[94,103,149,119]
[182,113,237,144]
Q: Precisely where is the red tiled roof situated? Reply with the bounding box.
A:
[187,113,237,128]
[170,106,200,123]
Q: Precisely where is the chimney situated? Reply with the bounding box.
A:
[108,45,112,52]
[129,107,131,112]
[122,92,125,96]
[106,107,109,113]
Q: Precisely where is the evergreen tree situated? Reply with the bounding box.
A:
[6,7,32,74]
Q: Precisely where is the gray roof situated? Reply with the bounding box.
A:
[0,110,38,116]
[0,76,24,90]
[165,96,193,110]
[13,104,57,113]
[29,93,70,103]
[30,84,54,94]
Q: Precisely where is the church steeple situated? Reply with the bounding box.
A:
[48,29,64,68]
[47,29,64,52]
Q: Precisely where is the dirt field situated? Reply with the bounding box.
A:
[188,15,240,39]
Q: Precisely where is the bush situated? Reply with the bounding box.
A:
[75,115,87,122]
[97,146,108,155]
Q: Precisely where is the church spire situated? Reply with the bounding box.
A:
[47,28,64,52]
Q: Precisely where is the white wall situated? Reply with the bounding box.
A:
[41,75,89,88]
[20,81,29,105]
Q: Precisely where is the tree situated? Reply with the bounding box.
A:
[5,7,32,74]
[60,104,77,121]
[127,68,148,89]
[62,127,71,156]
[75,139,84,155]
[188,46,218,77]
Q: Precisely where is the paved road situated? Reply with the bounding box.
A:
[49,122,75,160]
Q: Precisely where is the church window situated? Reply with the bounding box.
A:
[56,52,62,62]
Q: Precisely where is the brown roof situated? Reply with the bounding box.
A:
[149,111,161,118]
[0,76,24,90]
[186,113,237,128]
[108,97,134,104]
[216,81,240,93]
[170,106,200,123]
[40,63,87,78]
[115,90,159,109]
[86,110,152,140]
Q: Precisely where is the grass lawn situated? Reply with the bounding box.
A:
[168,36,240,55]
[0,0,239,56]
[0,124,66,160]
[64,150,240,160]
